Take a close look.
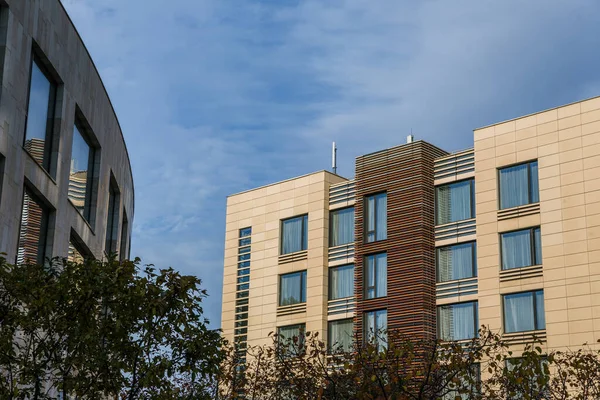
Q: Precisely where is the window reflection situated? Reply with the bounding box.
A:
[24,59,56,171]
[67,242,84,263]
[69,125,93,219]
[17,189,48,265]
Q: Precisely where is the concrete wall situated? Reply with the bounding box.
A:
[0,0,134,261]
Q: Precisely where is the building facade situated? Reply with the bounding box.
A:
[0,0,134,264]
[222,97,600,361]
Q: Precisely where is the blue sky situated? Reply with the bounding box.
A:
[62,0,600,329]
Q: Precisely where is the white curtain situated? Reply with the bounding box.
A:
[329,319,353,352]
[437,180,472,224]
[504,292,535,333]
[501,229,532,270]
[499,164,529,209]
[438,302,476,341]
[376,194,387,240]
[279,272,305,306]
[331,208,354,246]
[366,255,375,298]
[437,243,475,282]
[282,216,304,254]
[278,324,305,355]
[330,264,354,300]
[375,253,387,297]
[376,309,387,350]
[366,196,375,242]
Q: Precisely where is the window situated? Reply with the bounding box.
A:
[281,214,308,254]
[437,242,477,282]
[436,179,475,225]
[105,176,120,255]
[364,309,387,351]
[328,319,353,353]
[499,161,539,209]
[69,123,96,222]
[501,227,542,270]
[279,271,307,306]
[278,323,305,356]
[365,193,386,242]
[119,210,129,261]
[17,189,50,265]
[329,264,354,300]
[442,364,481,400]
[504,357,549,398]
[437,301,478,341]
[24,56,57,173]
[364,253,386,299]
[503,290,545,333]
[330,207,354,246]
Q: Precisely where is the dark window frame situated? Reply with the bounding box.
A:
[435,241,477,282]
[278,270,307,306]
[23,51,59,174]
[280,214,308,255]
[70,118,98,224]
[104,172,120,255]
[499,226,542,270]
[436,300,479,341]
[434,178,475,225]
[16,185,52,265]
[364,252,387,299]
[502,289,545,333]
[363,309,387,351]
[277,323,306,356]
[364,192,387,243]
[327,318,354,354]
[328,264,354,300]
[497,160,539,210]
[329,206,355,247]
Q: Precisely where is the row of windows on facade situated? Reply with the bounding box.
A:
[279,289,546,355]
[277,226,543,310]
[281,159,539,255]
[16,53,128,264]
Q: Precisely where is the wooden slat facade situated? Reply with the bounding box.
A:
[354,141,448,342]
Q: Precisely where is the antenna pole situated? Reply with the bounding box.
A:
[332,142,337,175]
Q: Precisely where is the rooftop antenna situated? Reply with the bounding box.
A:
[332,141,337,175]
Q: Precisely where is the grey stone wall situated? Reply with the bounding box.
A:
[0,0,134,261]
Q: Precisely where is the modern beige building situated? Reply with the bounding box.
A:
[221,96,600,368]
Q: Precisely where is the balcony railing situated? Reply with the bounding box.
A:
[435,218,476,242]
[329,180,355,208]
[327,297,355,316]
[328,243,355,264]
[434,148,475,182]
[436,277,478,300]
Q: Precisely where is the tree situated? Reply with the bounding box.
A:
[217,327,600,400]
[0,255,223,399]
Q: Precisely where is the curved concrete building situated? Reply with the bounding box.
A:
[0,0,134,263]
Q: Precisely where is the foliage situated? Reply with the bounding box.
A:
[0,255,223,399]
[218,327,600,400]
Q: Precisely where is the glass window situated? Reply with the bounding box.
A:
[499,161,539,209]
[436,242,477,282]
[442,364,481,400]
[364,309,387,351]
[365,253,387,299]
[436,179,475,225]
[17,189,49,265]
[505,357,549,398]
[119,210,128,261]
[330,207,354,246]
[104,182,119,254]
[69,124,95,221]
[328,319,353,353]
[437,301,478,341]
[365,193,387,242]
[279,271,307,306]
[503,290,545,333]
[278,323,305,356]
[501,227,542,270]
[68,242,85,263]
[281,214,308,254]
[329,264,354,300]
[24,58,56,171]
